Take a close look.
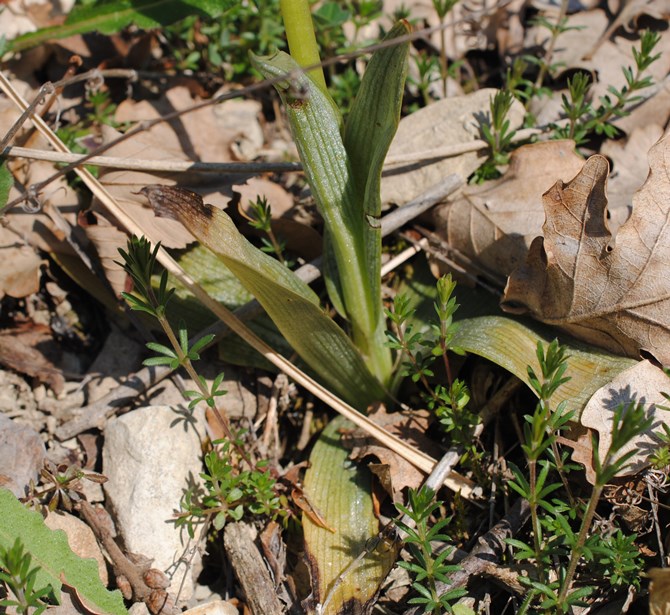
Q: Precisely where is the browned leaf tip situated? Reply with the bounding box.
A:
[139,185,205,223]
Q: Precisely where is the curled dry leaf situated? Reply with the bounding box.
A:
[600,124,665,231]
[435,140,585,278]
[502,132,670,365]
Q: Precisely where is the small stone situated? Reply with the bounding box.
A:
[183,600,239,615]
[103,406,207,602]
[128,602,150,615]
[0,413,46,497]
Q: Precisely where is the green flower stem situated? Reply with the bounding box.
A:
[280,0,328,95]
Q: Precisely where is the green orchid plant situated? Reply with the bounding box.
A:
[250,0,410,392]
[145,0,410,409]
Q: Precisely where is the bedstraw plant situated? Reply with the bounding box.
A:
[117,236,285,531]
[395,487,466,614]
[507,341,653,614]
[0,539,52,615]
[553,30,661,144]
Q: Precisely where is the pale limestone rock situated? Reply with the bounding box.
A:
[103,406,207,602]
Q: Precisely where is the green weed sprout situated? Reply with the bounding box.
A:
[386,275,478,451]
[0,538,52,615]
[395,487,466,614]
[431,0,459,98]
[175,436,286,537]
[117,237,228,413]
[473,89,517,182]
[118,236,287,532]
[240,196,292,266]
[554,31,661,144]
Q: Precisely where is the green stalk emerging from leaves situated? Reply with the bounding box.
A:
[251,11,410,389]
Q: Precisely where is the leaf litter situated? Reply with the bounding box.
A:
[0,1,670,614]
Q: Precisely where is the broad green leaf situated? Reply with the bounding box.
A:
[397,258,635,414]
[303,416,396,615]
[158,244,293,371]
[451,315,636,416]
[344,21,409,310]
[0,489,127,615]
[142,185,385,408]
[251,49,392,384]
[8,0,231,53]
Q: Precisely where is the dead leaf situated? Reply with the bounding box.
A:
[291,487,337,533]
[527,10,670,131]
[559,430,597,485]
[603,477,653,533]
[78,210,131,296]
[114,88,264,163]
[580,360,670,478]
[0,236,42,299]
[502,131,670,365]
[381,88,525,206]
[649,567,670,615]
[435,140,585,278]
[600,124,664,231]
[346,406,449,500]
[85,90,295,295]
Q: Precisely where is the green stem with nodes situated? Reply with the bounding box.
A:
[533,0,569,94]
[155,313,229,425]
[527,455,546,585]
[556,484,602,613]
[280,0,328,95]
[117,237,259,470]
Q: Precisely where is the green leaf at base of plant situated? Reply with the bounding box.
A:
[142,185,385,408]
[302,416,396,615]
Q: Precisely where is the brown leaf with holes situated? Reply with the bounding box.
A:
[502,132,670,365]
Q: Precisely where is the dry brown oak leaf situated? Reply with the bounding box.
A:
[501,132,670,366]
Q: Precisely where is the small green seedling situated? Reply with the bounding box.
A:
[0,539,52,615]
[395,487,466,614]
[553,30,661,144]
